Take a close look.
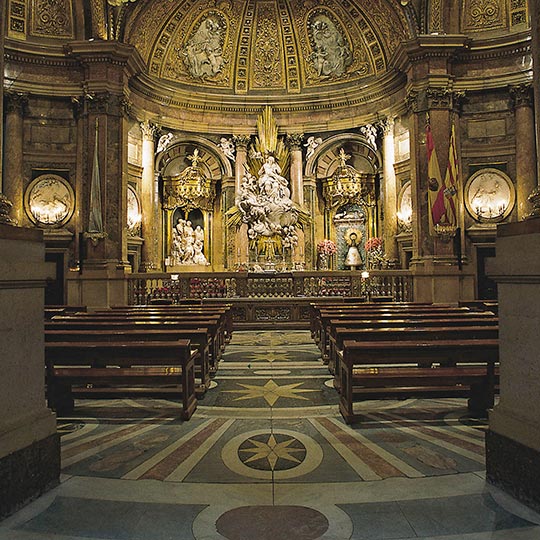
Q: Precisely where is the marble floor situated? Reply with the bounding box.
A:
[2,330,540,540]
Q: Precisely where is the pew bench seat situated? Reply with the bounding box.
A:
[338,338,498,424]
[45,340,198,420]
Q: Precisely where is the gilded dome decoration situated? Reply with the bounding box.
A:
[125,0,408,96]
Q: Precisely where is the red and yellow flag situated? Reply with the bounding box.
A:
[426,123,444,234]
[431,124,458,228]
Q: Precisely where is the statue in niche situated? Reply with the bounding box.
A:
[344,230,364,270]
[183,16,224,79]
[171,218,209,265]
[309,14,352,78]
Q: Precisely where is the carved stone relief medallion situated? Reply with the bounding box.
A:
[25,174,75,227]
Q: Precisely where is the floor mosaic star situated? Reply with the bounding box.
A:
[224,379,318,405]
[1,329,540,540]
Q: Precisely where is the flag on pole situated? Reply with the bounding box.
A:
[431,124,458,228]
[88,119,104,234]
[426,122,444,234]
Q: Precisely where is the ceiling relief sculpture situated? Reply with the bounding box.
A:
[462,0,506,32]
[126,0,409,95]
[30,0,74,39]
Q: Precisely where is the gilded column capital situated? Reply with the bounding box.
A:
[379,117,395,136]
[286,133,304,150]
[233,135,251,149]
[120,96,133,118]
[510,83,533,109]
[4,92,28,115]
[405,89,420,114]
[426,87,452,110]
[140,120,159,141]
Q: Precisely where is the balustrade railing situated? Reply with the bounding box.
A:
[127,270,413,305]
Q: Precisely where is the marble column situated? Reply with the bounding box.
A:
[233,135,250,264]
[3,92,27,224]
[287,133,304,205]
[233,135,250,195]
[381,118,398,262]
[510,85,537,219]
[139,121,158,271]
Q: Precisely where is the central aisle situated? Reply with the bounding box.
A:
[1,330,539,540]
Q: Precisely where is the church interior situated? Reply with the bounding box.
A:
[1,0,540,538]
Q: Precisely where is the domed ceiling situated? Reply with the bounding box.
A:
[125,0,411,96]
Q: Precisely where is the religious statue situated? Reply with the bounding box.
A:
[309,14,352,78]
[344,231,363,270]
[304,136,323,159]
[171,218,209,265]
[217,137,236,161]
[156,132,174,154]
[257,155,291,201]
[183,16,224,79]
[360,124,377,149]
[235,154,298,252]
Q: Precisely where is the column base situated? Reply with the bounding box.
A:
[0,433,60,520]
[486,429,540,513]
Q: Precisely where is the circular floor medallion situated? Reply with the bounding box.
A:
[221,428,322,480]
[216,505,329,540]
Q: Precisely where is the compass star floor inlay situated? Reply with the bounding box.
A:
[223,379,318,406]
[3,330,540,540]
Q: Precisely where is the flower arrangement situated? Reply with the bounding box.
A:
[317,239,337,255]
[364,237,388,269]
[364,237,383,252]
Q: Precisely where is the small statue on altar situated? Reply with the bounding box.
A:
[344,231,363,270]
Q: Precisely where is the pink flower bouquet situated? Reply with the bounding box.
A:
[317,239,337,255]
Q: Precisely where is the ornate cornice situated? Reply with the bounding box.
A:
[129,68,407,120]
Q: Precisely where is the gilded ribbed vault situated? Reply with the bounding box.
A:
[125,0,410,95]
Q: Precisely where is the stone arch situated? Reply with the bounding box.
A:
[156,134,233,179]
[305,132,381,178]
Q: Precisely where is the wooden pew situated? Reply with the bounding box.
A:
[74,310,229,352]
[313,305,483,347]
[325,316,498,366]
[45,328,212,395]
[338,338,499,424]
[318,311,497,359]
[310,302,441,338]
[108,305,234,343]
[45,305,87,320]
[329,324,499,387]
[50,314,225,367]
[45,340,198,420]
